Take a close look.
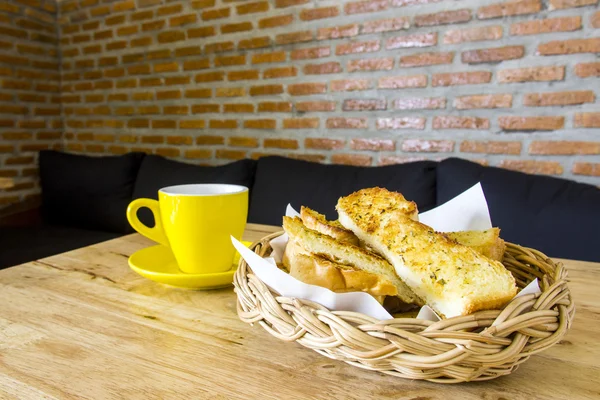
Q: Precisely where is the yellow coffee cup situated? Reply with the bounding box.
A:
[126,184,248,274]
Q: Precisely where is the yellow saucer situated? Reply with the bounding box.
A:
[128,242,251,290]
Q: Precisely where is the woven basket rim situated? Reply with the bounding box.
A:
[234,230,575,383]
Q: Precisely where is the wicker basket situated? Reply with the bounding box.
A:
[234,231,575,383]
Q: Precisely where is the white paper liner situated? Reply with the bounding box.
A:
[233,183,542,320]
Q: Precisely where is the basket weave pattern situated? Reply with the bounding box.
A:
[234,232,575,383]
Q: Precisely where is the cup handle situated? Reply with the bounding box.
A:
[126,198,169,247]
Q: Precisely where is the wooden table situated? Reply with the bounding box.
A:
[0,224,598,399]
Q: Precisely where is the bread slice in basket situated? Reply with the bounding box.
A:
[283,216,421,305]
[336,187,517,318]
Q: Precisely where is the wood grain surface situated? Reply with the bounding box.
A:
[0,223,598,399]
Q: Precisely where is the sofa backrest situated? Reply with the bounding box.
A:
[248,156,438,225]
[131,155,256,226]
[436,158,600,262]
[39,150,145,233]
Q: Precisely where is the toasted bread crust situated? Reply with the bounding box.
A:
[337,188,517,318]
[300,206,359,245]
[283,216,420,304]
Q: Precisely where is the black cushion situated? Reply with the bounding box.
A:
[436,158,600,262]
[248,156,438,225]
[0,225,121,270]
[132,155,256,226]
[39,150,145,233]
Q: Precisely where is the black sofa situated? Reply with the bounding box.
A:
[1,150,599,269]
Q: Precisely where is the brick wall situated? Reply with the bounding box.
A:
[0,0,61,208]
[4,0,600,210]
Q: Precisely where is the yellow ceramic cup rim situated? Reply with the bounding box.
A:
[159,183,249,197]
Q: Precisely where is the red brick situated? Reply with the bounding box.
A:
[393,97,446,110]
[250,84,284,96]
[179,120,206,129]
[214,55,246,67]
[432,71,492,86]
[166,136,194,145]
[264,66,297,79]
[499,116,564,130]
[433,116,490,129]
[192,104,220,113]
[202,7,230,20]
[223,104,254,113]
[288,154,327,163]
[204,41,234,53]
[499,160,563,176]
[498,66,565,83]
[378,75,427,89]
[288,83,327,96]
[157,30,185,43]
[336,40,380,55]
[194,135,224,145]
[209,119,238,129]
[221,22,253,34]
[361,17,410,33]
[530,141,600,155]
[282,118,320,129]
[229,137,259,148]
[332,154,372,166]
[228,70,260,81]
[461,141,522,154]
[331,79,370,92]
[300,6,339,20]
[156,90,180,100]
[327,118,368,129]
[258,102,293,112]
[592,11,600,28]
[259,14,293,29]
[183,59,210,71]
[386,33,437,50]
[142,20,165,31]
[275,0,309,7]
[510,16,581,35]
[454,94,512,109]
[138,105,160,114]
[402,139,454,152]
[252,51,286,64]
[184,149,212,159]
[195,71,225,83]
[187,26,216,38]
[377,117,426,130]
[549,0,598,9]
[216,87,245,97]
[343,99,386,111]
[574,112,600,128]
[237,1,269,14]
[444,26,503,44]
[238,37,271,50]
[170,14,197,27]
[305,138,345,150]
[462,46,524,63]
[128,119,150,128]
[524,91,595,106]
[303,62,342,75]
[538,38,600,55]
[351,138,395,151]
[295,101,336,112]
[478,0,541,19]
[243,119,276,129]
[317,24,359,40]
[291,46,330,60]
[575,62,600,78]
[348,57,394,72]
[152,120,177,129]
[264,139,299,149]
[415,9,471,27]
[276,31,313,45]
[572,163,600,177]
[344,1,388,15]
[400,52,454,67]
